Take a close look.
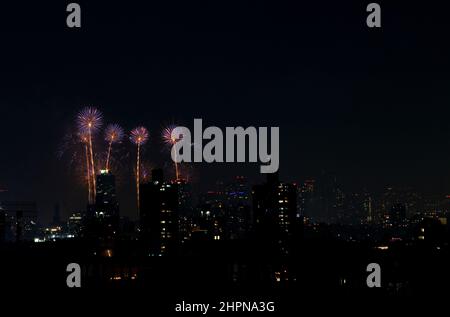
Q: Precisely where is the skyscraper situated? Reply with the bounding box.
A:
[84,170,119,240]
[314,171,344,224]
[224,176,251,240]
[297,179,315,220]
[140,169,179,255]
[252,173,298,256]
[389,203,406,227]
[174,178,194,244]
[196,182,226,241]
[67,212,83,238]
[52,203,61,226]
[96,171,118,212]
[363,192,373,224]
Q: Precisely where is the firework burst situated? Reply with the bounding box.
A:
[77,107,103,134]
[162,124,178,146]
[104,123,124,172]
[130,126,149,145]
[162,124,180,180]
[76,107,103,202]
[105,123,125,143]
[130,126,149,215]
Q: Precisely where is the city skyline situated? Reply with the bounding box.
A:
[3,165,449,236]
[2,105,450,225]
[2,2,450,224]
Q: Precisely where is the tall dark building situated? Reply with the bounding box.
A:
[140,169,179,255]
[84,170,119,240]
[174,178,193,244]
[252,174,299,256]
[314,171,344,224]
[224,176,251,240]
[297,179,315,220]
[195,182,226,241]
[52,203,61,226]
[389,203,406,227]
[67,212,83,238]
[96,171,118,214]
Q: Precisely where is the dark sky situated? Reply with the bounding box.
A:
[1,1,450,223]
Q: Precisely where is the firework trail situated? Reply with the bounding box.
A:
[77,107,103,202]
[130,126,149,214]
[81,134,93,203]
[162,124,181,181]
[104,123,124,172]
[59,131,94,203]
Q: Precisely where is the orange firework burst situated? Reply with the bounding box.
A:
[130,126,149,215]
[104,123,124,172]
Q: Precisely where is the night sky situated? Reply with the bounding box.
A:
[1,1,450,223]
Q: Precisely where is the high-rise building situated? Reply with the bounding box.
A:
[52,203,61,226]
[195,182,227,241]
[174,178,194,244]
[140,169,179,255]
[312,171,344,223]
[253,174,299,284]
[252,174,298,255]
[67,212,83,238]
[389,203,406,227]
[363,192,373,224]
[224,176,251,240]
[95,170,119,214]
[297,180,315,219]
[84,170,119,240]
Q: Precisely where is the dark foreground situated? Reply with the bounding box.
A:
[1,237,449,313]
